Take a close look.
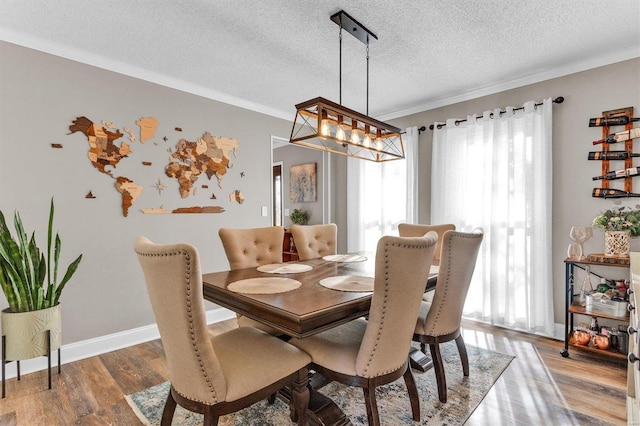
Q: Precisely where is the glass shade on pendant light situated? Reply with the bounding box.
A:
[320,111,331,138]
[351,122,361,145]
[336,124,346,141]
[362,125,372,148]
[374,130,383,151]
[335,114,346,142]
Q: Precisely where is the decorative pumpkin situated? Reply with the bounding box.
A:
[574,330,591,346]
[593,334,610,350]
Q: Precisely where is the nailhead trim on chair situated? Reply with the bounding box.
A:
[426,232,481,336]
[135,248,219,404]
[362,240,432,376]
[427,242,452,337]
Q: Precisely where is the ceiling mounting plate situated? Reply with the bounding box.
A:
[330,10,378,45]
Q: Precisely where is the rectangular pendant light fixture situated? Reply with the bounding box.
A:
[290,97,404,162]
[289,10,404,162]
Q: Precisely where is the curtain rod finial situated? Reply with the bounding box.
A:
[554,96,564,104]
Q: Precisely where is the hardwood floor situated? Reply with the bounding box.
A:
[0,319,627,425]
[462,320,627,425]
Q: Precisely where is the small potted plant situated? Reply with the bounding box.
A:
[0,198,82,366]
[290,208,310,225]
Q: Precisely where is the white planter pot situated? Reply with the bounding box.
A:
[1,304,61,361]
[604,230,631,257]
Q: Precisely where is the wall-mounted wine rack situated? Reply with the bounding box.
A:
[593,106,636,198]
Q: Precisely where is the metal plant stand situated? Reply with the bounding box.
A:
[2,329,61,398]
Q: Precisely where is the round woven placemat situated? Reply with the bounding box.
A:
[227,277,301,294]
[256,263,313,274]
[319,275,374,292]
[322,254,367,263]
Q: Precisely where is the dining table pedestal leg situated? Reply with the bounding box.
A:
[409,347,434,373]
[281,373,351,426]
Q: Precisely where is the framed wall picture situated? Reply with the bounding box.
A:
[290,162,317,202]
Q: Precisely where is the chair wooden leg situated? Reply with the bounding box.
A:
[363,386,381,426]
[160,388,178,426]
[420,342,426,354]
[203,405,219,426]
[268,393,276,405]
[402,366,420,421]
[455,334,469,376]
[290,368,309,425]
[429,343,447,403]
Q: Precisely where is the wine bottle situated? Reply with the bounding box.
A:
[587,151,640,160]
[593,128,640,145]
[592,188,640,198]
[592,166,640,180]
[589,116,640,127]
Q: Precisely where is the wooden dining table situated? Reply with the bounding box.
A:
[202,255,377,338]
[202,254,438,425]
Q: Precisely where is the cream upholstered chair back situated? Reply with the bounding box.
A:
[420,229,483,337]
[218,226,284,270]
[134,237,226,405]
[290,223,337,260]
[398,223,456,265]
[355,232,438,377]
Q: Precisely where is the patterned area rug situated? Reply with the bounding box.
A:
[125,342,514,425]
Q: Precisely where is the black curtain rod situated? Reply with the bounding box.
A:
[419,96,564,132]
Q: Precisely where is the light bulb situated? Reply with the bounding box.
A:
[362,125,371,148]
[336,126,346,141]
[320,119,330,137]
[351,121,361,145]
[375,138,383,151]
[351,129,361,145]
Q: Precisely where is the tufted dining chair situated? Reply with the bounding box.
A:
[398,223,456,266]
[218,226,284,335]
[290,233,438,426]
[290,223,337,260]
[134,237,310,426]
[412,229,483,403]
[218,226,284,270]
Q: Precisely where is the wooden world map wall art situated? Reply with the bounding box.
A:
[62,115,244,217]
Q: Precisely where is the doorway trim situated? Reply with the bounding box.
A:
[271,135,331,225]
[272,161,283,226]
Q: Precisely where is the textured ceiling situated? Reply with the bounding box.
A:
[1,1,639,121]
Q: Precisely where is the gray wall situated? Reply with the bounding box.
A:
[388,58,640,324]
[2,39,639,343]
[0,41,293,343]
[273,144,325,227]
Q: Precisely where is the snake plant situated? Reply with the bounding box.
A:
[0,198,82,312]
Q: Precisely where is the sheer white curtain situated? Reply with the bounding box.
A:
[431,99,554,336]
[347,126,419,252]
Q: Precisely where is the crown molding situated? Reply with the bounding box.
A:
[0,28,293,121]
[3,27,637,124]
[379,46,640,121]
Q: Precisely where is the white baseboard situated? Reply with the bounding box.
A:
[2,312,566,382]
[2,307,236,381]
[553,322,565,341]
